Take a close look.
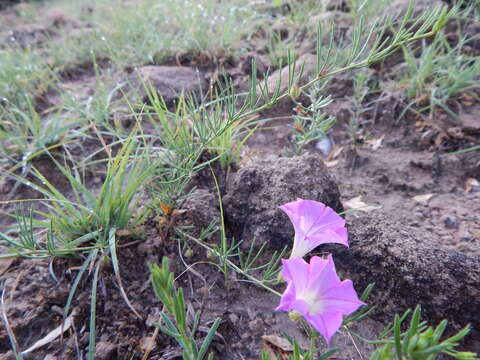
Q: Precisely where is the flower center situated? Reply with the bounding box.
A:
[298,290,324,315]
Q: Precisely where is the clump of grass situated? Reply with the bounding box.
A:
[347,69,377,142]
[39,0,262,66]
[151,257,221,360]
[370,305,476,360]
[0,2,459,358]
[0,46,52,112]
[0,93,84,170]
[397,9,480,119]
[1,135,156,359]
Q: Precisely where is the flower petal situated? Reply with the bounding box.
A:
[307,255,341,295]
[322,279,365,315]
[304,312,343,344]
[279,200,303,230]
[280,199,348,258]
[276,282,296,311]
[281,257,309,294]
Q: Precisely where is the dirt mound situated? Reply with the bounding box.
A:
[326,214,480,349]
[223,153,344,250]
[121,66,208,106]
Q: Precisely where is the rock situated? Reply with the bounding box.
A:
[262,53,317,96]
[94,342,117,360]
[327,214,480,335]
[223,154,343,250]
[181,189,220,233]
[42,8,82,29]
[124,66,207,106]
[441,214,459,229]
[459,104,480,134]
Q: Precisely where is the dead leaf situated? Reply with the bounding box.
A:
[414,93,430,105]
[159,201,173,216]
[22,311,75,355]
[116,227,142,237]
[343,196,381,212]
[366,135,384,150]
[262,335,294,360]
[0,258,13,276]
[140,336,157,353]
[465,178,479,193]
[327,146,344,161]
[171,209,187,217]
[412,193,435,203]
[324,159,339,167]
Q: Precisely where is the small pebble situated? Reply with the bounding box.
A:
[315,136,333,157]
[248,318,264,332]
[229,313,239,324]
[442,215,459,229]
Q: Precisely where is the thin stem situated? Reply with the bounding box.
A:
[178,230,282,297]
[240,28,441,121]
[0,245,105,259]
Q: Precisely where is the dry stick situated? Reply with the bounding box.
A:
[1,283,22,358]
[344,326,365,360]
[141,327,159,360]
[90,122,112,162]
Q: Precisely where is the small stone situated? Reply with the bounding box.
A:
[248,318,264,332]
[442,215,459,229]
[315,136,333,157]
[229,313,239,324]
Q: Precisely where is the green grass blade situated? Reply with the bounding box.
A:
[87,260,101,360]
[108,228,142,319]
[197,318,221,360]
[63,249,98,322]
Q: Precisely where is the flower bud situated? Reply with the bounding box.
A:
[185,248,193,258]
[455,352,477,360]
[288,310,302,322]
[289,84,301,101]
[277,272,284,283]
[206,249,216,260]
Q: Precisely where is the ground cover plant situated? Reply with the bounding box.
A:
[0,0,479,359]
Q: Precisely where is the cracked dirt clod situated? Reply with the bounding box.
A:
[124,65,207,106]
[223,154,343,250]
[327,214,480,344]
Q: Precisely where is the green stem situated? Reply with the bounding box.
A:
[240,28,440,121]
[0,245,105,259]
[178,230,282,297]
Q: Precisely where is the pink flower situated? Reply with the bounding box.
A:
[279,199,348,258]
[276,255,364,343]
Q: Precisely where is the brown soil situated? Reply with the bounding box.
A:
[1,1,479,359]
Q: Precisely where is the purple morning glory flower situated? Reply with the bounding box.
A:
[279,199,348,258]
[276,255,365,343]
